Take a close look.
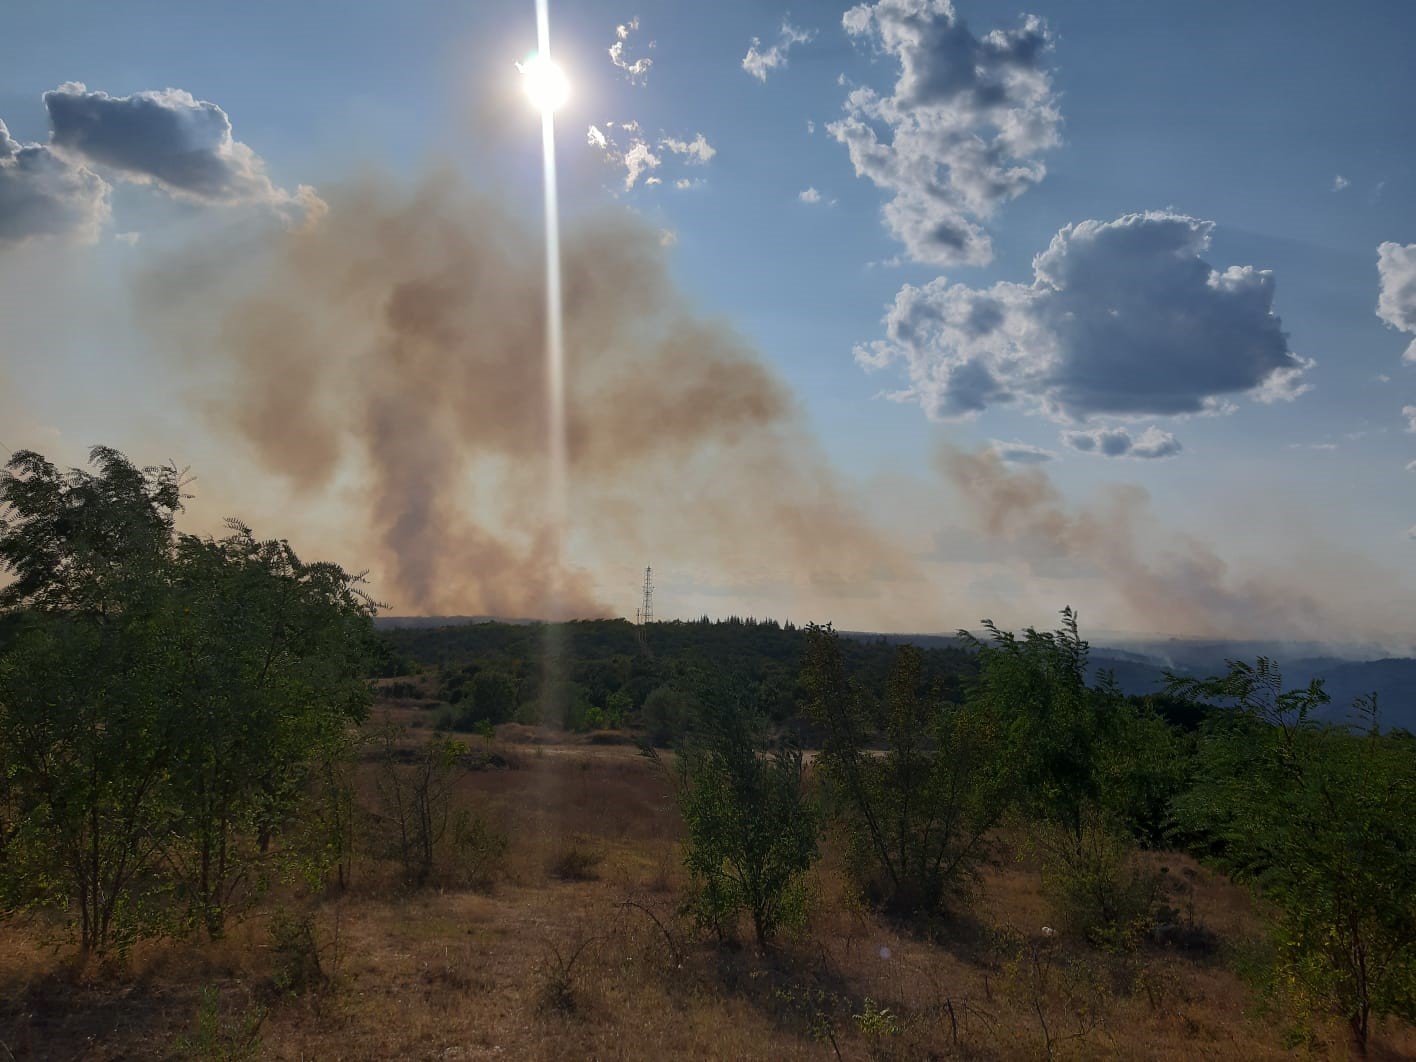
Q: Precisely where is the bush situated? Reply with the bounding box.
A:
[374,728,463,888]
[640,685,699,747]
[803,626,1012,916]
[650,691,819,950]
[447,811,508,892]
[1039,813,1159,950]
[0,447,374,954]
[175,985,266,1061]
[1172,659,1416,1053]
[268,909,326,997]
[547,841,602,882]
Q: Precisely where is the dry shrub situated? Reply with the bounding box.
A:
[447,811,509,892]
[535,934,599,1014]
[547,841,603,882]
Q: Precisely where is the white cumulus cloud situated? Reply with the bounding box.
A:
[1377,242,1416,363]
[609,17,654,84]
[589,124,714,191]
[828,0,1060,267]
[661,133,715,164]
[622,141,661,189]
[1333,175,1350,191]
[743,20,816,82]
[856,211,1311,424]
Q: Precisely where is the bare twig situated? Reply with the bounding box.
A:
[617,899,683,968]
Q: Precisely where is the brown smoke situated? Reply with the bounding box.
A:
[137,174,907,618]
[938,444,1405,643]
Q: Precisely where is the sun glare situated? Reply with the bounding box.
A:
[518,53,569,113]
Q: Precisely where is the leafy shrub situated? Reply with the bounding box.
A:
[649,692,819,950]
[175,985,266,1061]
[1038,813,1159,950]
[640,685,699,747]
[0,447,374,954]
[1171,659,1416,1054]
[803,626,1012,916]
[535,934,598,1014]
[268,909,326,997]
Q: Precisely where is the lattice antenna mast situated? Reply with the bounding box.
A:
[639,566,654,625]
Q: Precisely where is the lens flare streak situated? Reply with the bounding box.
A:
[532,0,568,750]
[533,0,566,615]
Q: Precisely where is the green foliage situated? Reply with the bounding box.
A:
[854,997,902,1045]
[962,610,1182,945]
[641,685,699,746]
[1037,811,1159,950]
[175,985,266,1061]
[0,447,375,954]
[804,624,1012,916]
[162,521,374,937]
[0,449,187,953]
[267,908,326,997]
[1171,658,1416,1052]
[286,727,363,893]
[650,691,819,950]
[381,616,976,743]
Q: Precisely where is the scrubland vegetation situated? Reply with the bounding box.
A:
[2,447,1415,1060]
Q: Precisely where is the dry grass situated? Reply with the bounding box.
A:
[3,724,1414,1061]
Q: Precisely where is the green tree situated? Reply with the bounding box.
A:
[0,447,375,953]
[160,523,373,936]
[803,624,1012,915]
[1171,659,1416,1054]
[468,669,516,725]
[649,691,818,950]
[640,684,698,746]
[0,448,186,955]
[962,610,1181,946]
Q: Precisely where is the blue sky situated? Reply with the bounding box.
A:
[2,0,1414,644]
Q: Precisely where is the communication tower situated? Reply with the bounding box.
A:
[639,566,654,625]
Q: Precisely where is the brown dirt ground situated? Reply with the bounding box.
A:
[2,719,1413,1061]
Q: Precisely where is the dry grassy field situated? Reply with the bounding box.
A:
[3,699,1414,1061]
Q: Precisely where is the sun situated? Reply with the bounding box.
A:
[517,53,569,114]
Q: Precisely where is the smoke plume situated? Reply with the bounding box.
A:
[940,445,1405,644]
[139,174,907,618]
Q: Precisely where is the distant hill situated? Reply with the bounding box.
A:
[1085,647,1416,732]
[375,615,539,629]
[830,627,1415,730]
